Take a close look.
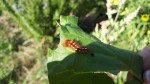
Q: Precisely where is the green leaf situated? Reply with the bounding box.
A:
[47,15,143,84]
[47,67,114,84]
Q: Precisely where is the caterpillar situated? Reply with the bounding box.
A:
[63,39,89,53]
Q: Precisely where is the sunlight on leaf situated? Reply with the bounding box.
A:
[47,15,143,84]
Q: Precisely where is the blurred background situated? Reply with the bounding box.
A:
[0,0,150,84]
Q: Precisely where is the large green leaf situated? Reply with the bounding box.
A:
[47,16,143,84]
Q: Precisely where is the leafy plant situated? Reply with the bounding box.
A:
[47,16,143,84]
[0,0,105,42]
[0,14,48,84]
[93,0,150,52]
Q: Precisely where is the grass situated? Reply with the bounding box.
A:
[0,14,48,84]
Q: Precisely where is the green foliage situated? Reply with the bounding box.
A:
[0,0,105,41]
[0,54,14,80]
[0,41,12,53]
[93,0,150,51]
[47,16,144,84]
[0,14,48,84]
[0,26,12,53]
[125,0,150,14]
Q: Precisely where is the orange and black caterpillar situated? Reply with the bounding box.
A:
[63,39,89,53]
